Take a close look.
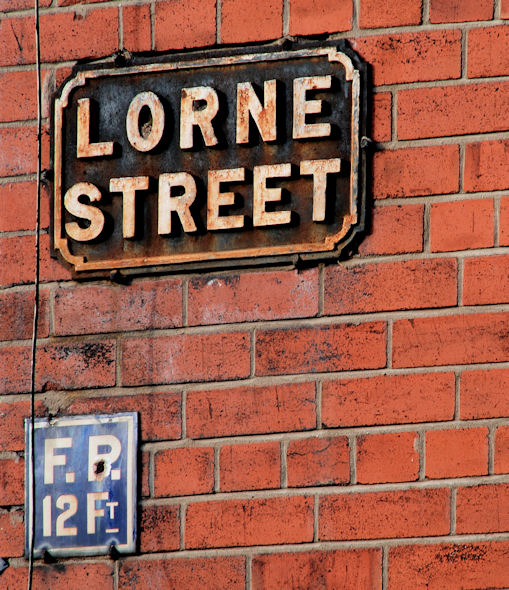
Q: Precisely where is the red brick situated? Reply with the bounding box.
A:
[430,199,494,252]
[319,488,450,541]
[468,26,509,78]
[389,541,509,589]
[463,254,509,305]
[0,457,24,505]
[0,181,50,232]
[186,496,313,548]
[186,382,316,439]
[371,93,391,142]
[222,0,282,43]
[287,436,349,487]
[372,145,459,199]
[503,0,509,19]
[324,258,457,315]
[398,82,509,140]
[464,139,509,192]
[322,372,455,427]
[122,4,151,53]
[141,451,150,497]
[461,368,509,419]
[0,289,49,341]
[220,441,279,491]
[154,447,214,497]
[67,392,181,442]
[0,0,50,10]
[0,15,35,65]
[122,331,250,386]
[54,279,182,336]
[357,431,419,484]
[353,30,460,86]
[188,269,318,325]
[289,0,352,35]
[0,126,38,177]
[0,340,116,395]
[252,549,382,589]
[495,426,509,474]
[359,0,421,28]
[0,234,71,288]
[426,427,489,478]
[139,504,180,552]
[0,509,24,557]
[1,563,114,590]
[0,400,45,452]
[256,322,386,376]
[456,484,509,534]
[358,205,424,256]
[393,312,509,368]
[501,197,509,246]
[119,556,245,590]
[0,70,44,122]
[430,0,493,23]
[155,0,215,51]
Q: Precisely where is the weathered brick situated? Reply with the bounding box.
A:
[359,0,421,28]
[430,0,493,23]
[0,235,71,288]
[252,549,382,589]
[222,0,282,43]
[186,496,314,548]
[119,556,245,590]
[154,447,214,497]
[389,542,509,589]
[398,82,509,140]
[322,372,455,427]
[54,279,182,336]
[220,441,280,491]
[464,139,509,192]
[495,426,509,474]
[0,289,49,341]
[371,92,392,142]
[1,563,114,590]
[357,431,419,484]
[67,392,182,442]
[503,0,509,18]
[393,312,509,368]
[0,399,45,452]
[426,427,489,478]
[358,204,424,256]
[501,197,509,246]
[430,199,494,252]
[372,145,459,199]
[352,30,460,85]
[286,436,349,487]
[0,509,24,557]
[0,0,50,11]
[141,451,150,498]
[0,70,44,122]
[0,126,46,177]
[463,255,509,305]
[122,332,250,386]
[256,322,386,376]
[289,0,352,35]
[154,0,215,51]
[320,488,450,540]
[456,484,509,534]
[188,269,318,325]
[0,181,50,232]
[324,258,457,315]
[0,340,116,395]
[0,457,24,505]
[139,504,180,553]
[461,368,509,419]
[186,382,316,439]
[468,25,509,78]
[122,4,152,53]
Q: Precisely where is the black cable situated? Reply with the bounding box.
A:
[28,0,43,584]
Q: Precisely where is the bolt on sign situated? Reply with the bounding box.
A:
[52,41,367,276]
[25,413,137,557]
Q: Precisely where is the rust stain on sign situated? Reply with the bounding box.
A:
[52,42,367,276]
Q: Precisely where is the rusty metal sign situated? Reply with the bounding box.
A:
[52,41,367,276]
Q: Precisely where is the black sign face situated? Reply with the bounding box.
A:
[53,42,366,275]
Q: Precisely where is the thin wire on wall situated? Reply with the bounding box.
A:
[27,0,43,583]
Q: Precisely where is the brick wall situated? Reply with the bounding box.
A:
[1,0,508,587]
